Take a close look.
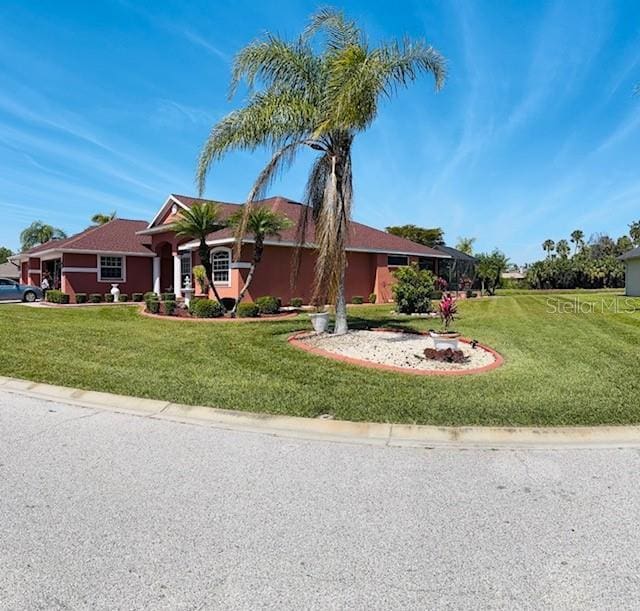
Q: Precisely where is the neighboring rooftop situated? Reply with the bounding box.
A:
[0,261,19,279]
[619,246,640,261]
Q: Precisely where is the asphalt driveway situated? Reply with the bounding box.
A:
[2,391,639,609]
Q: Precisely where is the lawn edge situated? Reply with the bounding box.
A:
[3,375,640,449]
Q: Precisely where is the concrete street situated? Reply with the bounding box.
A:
[2,391,640,609]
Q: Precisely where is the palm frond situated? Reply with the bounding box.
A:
[304,7,361,50]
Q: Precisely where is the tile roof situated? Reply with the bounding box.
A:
[21,219,153,257]
[0,261,19,279]
[171,194,449,258]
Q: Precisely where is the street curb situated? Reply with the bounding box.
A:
[2,375,640,449]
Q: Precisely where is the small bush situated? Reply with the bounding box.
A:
[104,293,114,303]
[351,295,364,304]
[146,300,160,314]
[189,298,224,318]
[143,291,158,302]
[392,264,435,314]
[118,293,128,302]
[255,295,279,315]
[163,300,177,316]
[132,292,144,302]
[466,289,474,298]
[221,297,236,312]
[161,292,174,301]
[368,293,377,304]
[75,293,88,304]
[89,293,103,303]
[237,302,259,318]
[45,290,69,304]
[430,290,443,300]
[290,297,303,308]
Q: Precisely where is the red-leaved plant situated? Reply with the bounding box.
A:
[438,294,457,331]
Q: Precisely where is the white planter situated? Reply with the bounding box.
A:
[110,284,120,303]
[430,331,460,351]
[309,311,330,334]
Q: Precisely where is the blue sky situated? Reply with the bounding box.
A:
[1,0,639,263]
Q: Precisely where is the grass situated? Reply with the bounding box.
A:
[1,292,640,426]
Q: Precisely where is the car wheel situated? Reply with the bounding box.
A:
[23,291,37,303]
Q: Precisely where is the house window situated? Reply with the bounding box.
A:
[180,252,192,287]
[387,255,409,267]
[99,256,124,282]
[211,249,230,285]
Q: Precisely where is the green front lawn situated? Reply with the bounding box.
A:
[1,293,639,426]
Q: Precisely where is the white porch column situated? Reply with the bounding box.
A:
[173,254,181,299]
[153,257,161,295]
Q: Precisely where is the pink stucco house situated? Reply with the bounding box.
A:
[15,194,451,304]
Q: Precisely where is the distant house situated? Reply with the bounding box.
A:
[0,261,20,280]
[619,247,640,297]
[12,194,452,304]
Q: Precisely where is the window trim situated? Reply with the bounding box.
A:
[97,254,126,283]
[210,247,231,287]
[387,254,409,267]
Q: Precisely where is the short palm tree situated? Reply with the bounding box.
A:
[91,211,117,225]
[455,237,475,255]
[542,239,555,259]
[556,239,570,258]
[20,221,67,251]
[227,206,292,314]
[173,202,227,308]
[570,230,584,254]
[196,8,446,334]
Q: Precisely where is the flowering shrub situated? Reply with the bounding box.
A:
[436,276,448,291]
[438,294,457,331]
[392,264,435,314]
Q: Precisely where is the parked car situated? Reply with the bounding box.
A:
[0,278,43,302]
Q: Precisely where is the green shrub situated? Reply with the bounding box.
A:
[368,293,377,304]
[466,289,474,298]
[163,300,177,316]
[290,297,303,308]
[255,295,279,315]
[161,292,174,301]
[430,290,443,300]
[118,293,128,302]
[351,295,364,304]
[104,293,114,303]
[75,293,88,304]
[89,293,103,303]
[146,300,160,314]
[143,291,158,302]
[237,302,259,318]
[189,298,224,318]
[45,290,69,304]
[132,292,144,302]
[392,264,435,314]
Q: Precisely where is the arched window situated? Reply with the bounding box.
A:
[211,248,231,285]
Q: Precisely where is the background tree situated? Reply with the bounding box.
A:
[196,8,446,335]
[0,246,12,264]
[385,225,445,247]
[20,221,67,251]
[173,202,227,309]
[616,235,633,255]
[455,236,475,255]
[556,239,570,259]
[570,229,584,254]
[91,211,117,225]
[542,239,555,259]
[629,220,640,246]
[475,250,508,296]
[227,206,292,314]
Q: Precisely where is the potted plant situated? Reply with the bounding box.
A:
[430,294,460,350]
[309,305,330,334]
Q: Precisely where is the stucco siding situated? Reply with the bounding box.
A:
[625,259,640,296]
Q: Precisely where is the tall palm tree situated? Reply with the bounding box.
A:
[556,239,570,258]
[570,229,584,254]
[20,221,67,251]
[542,239,555,259]
[227,206,292,314]
[196,8,446,334]
[173,202,227,308]
[91,211,117,225]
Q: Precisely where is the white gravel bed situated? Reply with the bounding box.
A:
[300,329,496,371]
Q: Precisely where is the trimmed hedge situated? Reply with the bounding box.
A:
[368,293,377,304]
[290,297,303,308]
[255,295,279,315]
[161,292,174,301]
[45,290,70,304]
[104,293,114,303]
[132,293,144,302]
[237,302,259,318]
[89,293,103,303]
[143,291,158,302]
[75,293,88,304]
[352,295,364,304]
[146,300,160,314]
[189,298,224,318]
[118,293,128,302]
[163,300,177,316]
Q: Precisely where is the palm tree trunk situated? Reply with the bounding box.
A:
[230,240,262,316]
[199,241,225,311]
[334,264,348,335]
